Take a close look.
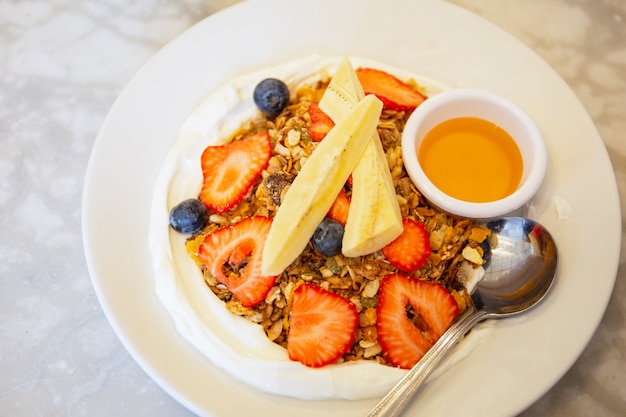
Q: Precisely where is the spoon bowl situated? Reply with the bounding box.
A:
[474,217,558,316]
[368,217,558,417]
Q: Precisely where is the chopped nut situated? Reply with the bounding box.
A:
[286,129,301,146]
[363,343,383,358]
[361,279,380,298]
[266,319,283,341]
[209,214,228,225]
[350,296,363,313]
[462,246,484,265]
[429,222,446,251]
[265,286,281,304]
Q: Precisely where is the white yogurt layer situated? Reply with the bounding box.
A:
[148,55,491,400]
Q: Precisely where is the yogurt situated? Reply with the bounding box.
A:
[148,55,490,400]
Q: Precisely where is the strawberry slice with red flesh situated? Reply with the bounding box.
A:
[200,132,271,214]
[198,216,276,308]
[327,187,351,225]
[383,218,432,272]
[307,102,335,141]
[377,273,459,369]
[356,67,427,111]
[287,284,358,368]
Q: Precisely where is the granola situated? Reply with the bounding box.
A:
[184,76,490,367]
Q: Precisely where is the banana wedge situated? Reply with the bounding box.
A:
[319,58,403,257]
[261,94,383,276]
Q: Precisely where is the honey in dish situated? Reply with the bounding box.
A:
[417,117,523,203]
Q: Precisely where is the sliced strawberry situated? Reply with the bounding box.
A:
[198,216,276,308]
[327,188,350,225]
[307,102,335,141]
[200,132,271,214]
[377,273,459,369]
[383,218,432,272]
[356,67,427,111]
[287,284,358,368]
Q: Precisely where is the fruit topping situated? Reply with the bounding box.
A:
[198,216,276,308]
[307,102,335,141]
[253,78,290,116]
[326,187,350,225]
[261,94,383,276]
[311,218,345,257]
[287,284,359,368]
[171,58,485,373]
[356,67,426,111]
[382,218,432,272]
[200,132,272,214]
[319,58,403,258]
[169,198,209,234]
[376,273,459,369]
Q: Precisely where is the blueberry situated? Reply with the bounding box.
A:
[311,218,344,257]
[169,198,209,234]
[253,78,290,116]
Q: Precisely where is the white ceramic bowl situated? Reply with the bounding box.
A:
[401,89,547,219]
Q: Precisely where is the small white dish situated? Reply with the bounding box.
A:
[401,88,547,219]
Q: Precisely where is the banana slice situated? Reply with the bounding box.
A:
[261,94,383,276]
[319,58,403,257]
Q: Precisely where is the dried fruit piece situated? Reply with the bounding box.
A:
[377,273,459,369]
[198,216,276,308]
[287,284,358,367]
[462,245,484,265]
[356,67,426,111]
[200,132,272,214]
[382,218,432,272]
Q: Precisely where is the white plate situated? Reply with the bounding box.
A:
[82,0,621,416]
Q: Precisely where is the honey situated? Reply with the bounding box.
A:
[417,117,523,203]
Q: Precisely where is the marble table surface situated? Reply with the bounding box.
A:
[1,0,624,416]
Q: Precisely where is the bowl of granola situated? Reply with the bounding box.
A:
[401,88,547,219]
[150,56,495,400]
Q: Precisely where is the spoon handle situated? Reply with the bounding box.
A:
[366,305,488,417]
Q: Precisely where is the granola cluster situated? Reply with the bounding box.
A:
[186,78,490,366]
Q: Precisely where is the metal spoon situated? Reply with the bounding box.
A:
[367,216,558,417]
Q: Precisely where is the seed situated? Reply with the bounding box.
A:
[275,143,290,157]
